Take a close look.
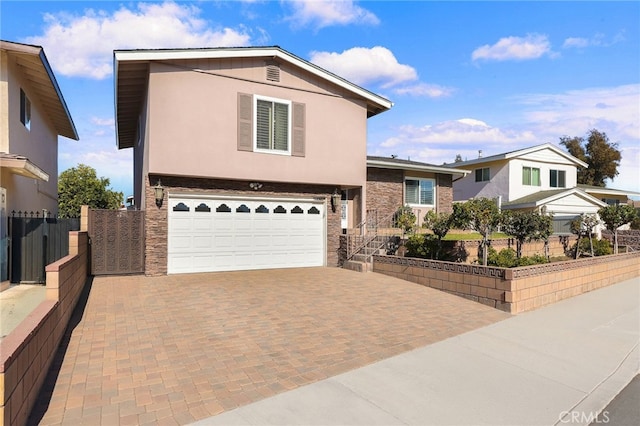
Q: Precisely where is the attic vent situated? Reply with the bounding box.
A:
[266,62,280,82]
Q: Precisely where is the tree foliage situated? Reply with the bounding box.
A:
[58,164,123,218]
[598,204,636,254]
[394,205,417,238]
[423,210,454,259]
[452,198,501,266]
[501,210,552,259]
[559,129,621,186]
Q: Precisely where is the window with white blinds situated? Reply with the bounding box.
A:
[255,96,290,153]
[405,178,435,206]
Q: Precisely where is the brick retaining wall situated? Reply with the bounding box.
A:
[0,208,90,426]
[373,252,640,314]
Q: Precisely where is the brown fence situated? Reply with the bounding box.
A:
[88,209,145,275]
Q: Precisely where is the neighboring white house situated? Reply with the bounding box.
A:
[447,143,611,234]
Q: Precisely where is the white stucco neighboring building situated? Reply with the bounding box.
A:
[447,143,614,234]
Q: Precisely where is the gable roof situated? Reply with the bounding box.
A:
[0,40,78,140]
[445,143,588,169]
[114,46,393,149]
[502,187,607,209]
[367,155,470,178]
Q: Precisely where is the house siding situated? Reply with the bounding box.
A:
[144,60,367,189]
[144,174,342,276]
[1,51,59,214]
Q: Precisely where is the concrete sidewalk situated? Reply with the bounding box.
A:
[194,277,640,426]
[0,284,46,339]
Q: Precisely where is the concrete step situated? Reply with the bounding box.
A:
[342,260,371,273]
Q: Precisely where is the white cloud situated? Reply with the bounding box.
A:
[378,118,537,164]
[514,84,640,142]
[90,117,115,127]
[393,83,455,98]
[371,84,640,192]
[25,1,252,79]
[309,46,417,88]
[472,34,553,62]
[562,37,590,49]
[563,31,626,49]
[284,0,379,29]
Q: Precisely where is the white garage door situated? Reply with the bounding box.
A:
[168,195,326,274]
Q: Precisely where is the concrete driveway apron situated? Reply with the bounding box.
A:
[30,267,510,425]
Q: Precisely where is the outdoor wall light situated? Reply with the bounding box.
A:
[154,179,165,207]
[331,188,341,213]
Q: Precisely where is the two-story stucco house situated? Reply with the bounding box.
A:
[449,143,611,233]
[115,46,392,275]
[1,40,78,281]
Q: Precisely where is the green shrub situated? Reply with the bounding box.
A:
[487,247,549,267]
[574,238,613,257]
[405,234,427,258]
[404,233,440,259]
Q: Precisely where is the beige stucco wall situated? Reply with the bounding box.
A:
[142,58,367,193]
[0,51,59,214]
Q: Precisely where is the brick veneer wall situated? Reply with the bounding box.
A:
[0,208,89,426]
[436,174,453,214]
[373,252,640,314]
[366,168,455,219]
[366,167,403,221]
[145,174,343,276]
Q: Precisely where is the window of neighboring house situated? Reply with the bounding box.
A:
[602,198,620,206]
[522,166,541,186]
[255,96,290,154]
[550,169,566,188]
[475,167,490,182]
[405,178,435,206]
[20,89,31,130]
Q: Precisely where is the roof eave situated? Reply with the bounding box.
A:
[367,159,470,177]
[38,49,79,141]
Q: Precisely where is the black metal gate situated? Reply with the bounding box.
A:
[9,212,80,283]
[88,209,145,275]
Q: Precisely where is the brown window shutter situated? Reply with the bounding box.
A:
[237,93,253,151]
[292,102,305,157]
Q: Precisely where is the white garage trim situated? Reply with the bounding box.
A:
[167,194,326,274]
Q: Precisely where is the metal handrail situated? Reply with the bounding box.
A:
[346,209,400,261]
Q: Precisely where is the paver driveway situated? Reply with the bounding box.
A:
[30,267,510,425]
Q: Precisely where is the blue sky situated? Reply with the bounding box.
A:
[2,1,639,199]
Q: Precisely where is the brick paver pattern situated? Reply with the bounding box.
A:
[30,267,510,425]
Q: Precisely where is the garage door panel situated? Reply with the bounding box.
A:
[193,236,214,249]
[168,196,325,273]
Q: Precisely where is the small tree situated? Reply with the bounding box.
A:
[501,210,538,259]
[452,198,501,266]
[423,210,454,260]
[394,205,417,239]
[570,213,601,258]
[531,212,554,259]
[58,164,123,218]
[598,204,636,254]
